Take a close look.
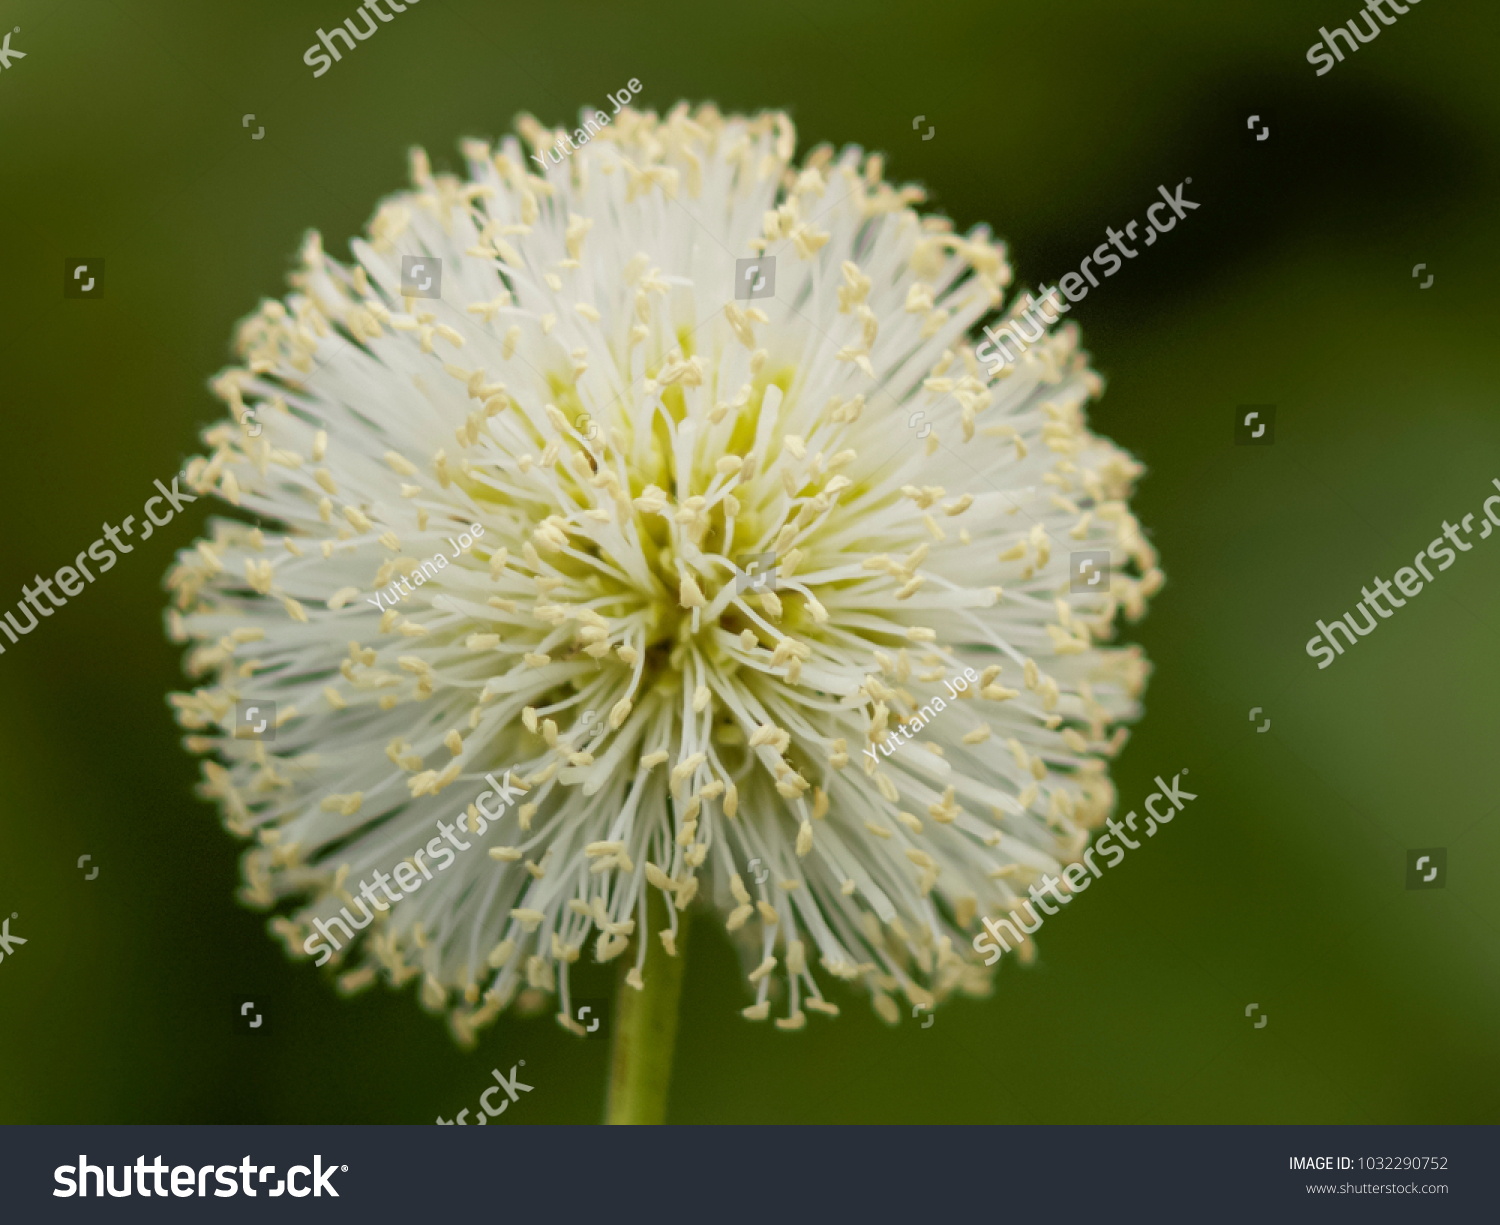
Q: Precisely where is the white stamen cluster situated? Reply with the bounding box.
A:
[165,103,1161,1043]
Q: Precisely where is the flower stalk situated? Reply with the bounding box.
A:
[606,889,688,1125]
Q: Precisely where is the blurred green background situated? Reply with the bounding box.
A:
[1,0,1497,1124]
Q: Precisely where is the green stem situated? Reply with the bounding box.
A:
[605,888,689,1124]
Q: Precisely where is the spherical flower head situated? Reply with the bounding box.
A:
[165,102,1161,1043]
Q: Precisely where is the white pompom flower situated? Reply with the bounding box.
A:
[166,103,1161,1044]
